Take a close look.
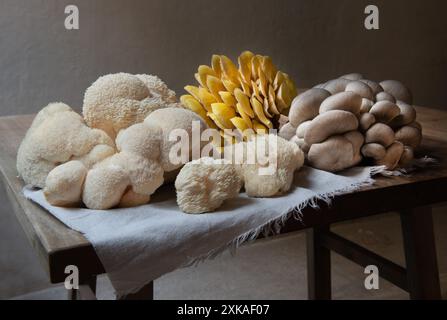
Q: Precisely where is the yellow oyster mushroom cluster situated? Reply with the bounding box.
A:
[180,51,298,143]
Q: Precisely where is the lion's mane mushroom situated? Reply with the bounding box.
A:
[144,107,208,174]
[238,134,304,197]
[83,73,180,139]
[44,107,208,209]
[175,157,242,214]
[380,80,413,105]
[17,102,114,188]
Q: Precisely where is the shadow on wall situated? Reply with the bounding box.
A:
[0,0,446,116]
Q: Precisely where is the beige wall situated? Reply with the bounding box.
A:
[0,0,446,117]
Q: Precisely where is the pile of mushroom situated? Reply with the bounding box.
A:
[279,73,422,172]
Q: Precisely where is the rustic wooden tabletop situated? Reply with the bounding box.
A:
[0,106,446,284]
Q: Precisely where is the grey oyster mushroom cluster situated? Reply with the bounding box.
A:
[279,73,422,172]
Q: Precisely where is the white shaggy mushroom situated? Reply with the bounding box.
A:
[239,134,304,197]
[175,157,242,214]
[17,102,114,188]
[83,73,181,139]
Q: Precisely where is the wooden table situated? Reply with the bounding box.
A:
[0,106,446,300]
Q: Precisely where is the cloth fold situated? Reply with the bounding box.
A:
[23,165,382,297]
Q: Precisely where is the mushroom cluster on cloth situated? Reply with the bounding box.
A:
[16,103,115,188]
[175,157,242,214]
[181,51,298,143]
[83,73,182,139]
[17,73,211,209]
[44,108,207,209]
[280,73,422,172]
[175,135,305,213]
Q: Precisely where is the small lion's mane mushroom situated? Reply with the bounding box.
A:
[380,80,413,105]
[83,73,179,139]
[307,131,364,172]
[288,88,331,127]
[43,161,88,207]
[175,157,242,214]
[17,102,114,188]
[240,135,304,197]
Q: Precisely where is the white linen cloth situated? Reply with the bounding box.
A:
[23,165,382,297]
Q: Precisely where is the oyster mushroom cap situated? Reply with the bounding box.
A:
[369,101,401,123]
[359,112,376,131]
[307,133,362,172]
[361,143,386,160]
[395,125,422,149]
[375,91,397,103]
[340,73,364,81]
[360,98,375,113]
[304,110,359,145]
[345,81,374,100]
[359,79,384,95]
[278,122,297,140]
[365,123,395,147]
[380,80,413,105]
[319,91,362,115]
[388,101,417,128]
[322,78,352,94]
[296,120,312,138]
[288,88,331,127]
[377,142,405,170]
[399,146,415,167]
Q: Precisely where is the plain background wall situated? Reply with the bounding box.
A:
[0,0,446,298]
[0,0,446,118]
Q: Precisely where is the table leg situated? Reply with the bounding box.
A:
[400,206,441,299]
[307,225,331,299]
[67,275,97,300]
[118,281,154,300]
